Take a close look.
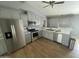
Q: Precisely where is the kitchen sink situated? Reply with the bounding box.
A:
[46,28,61,32]
[55,30,61,32]
[46,29,55,31]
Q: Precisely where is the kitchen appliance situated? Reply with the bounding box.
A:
[69,38,76,49]
[0,19,26,54]
[32,31,39,41]
[27,29,39,42]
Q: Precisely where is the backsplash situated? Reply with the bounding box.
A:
[47,14,79,38]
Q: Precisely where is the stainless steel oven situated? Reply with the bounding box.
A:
[31,31,39,41]
[27,29,39,42]
[33,32,38,37]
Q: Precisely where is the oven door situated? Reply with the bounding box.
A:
[32,32,39,41]
[33,32,38,37]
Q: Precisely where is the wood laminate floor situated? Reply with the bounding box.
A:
[1,38,79,58]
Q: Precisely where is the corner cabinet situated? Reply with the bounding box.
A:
[42,30,53,40]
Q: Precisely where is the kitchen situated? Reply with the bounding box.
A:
[0,1,79,58]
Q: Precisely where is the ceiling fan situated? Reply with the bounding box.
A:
[42,1,64,8]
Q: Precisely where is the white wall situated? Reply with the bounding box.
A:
[0,1,45,17]
[47,14,79,38]
[0,1,47,30]
[0,6,47,28]
[27,11,47,30]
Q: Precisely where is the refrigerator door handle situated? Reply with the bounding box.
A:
[11,25,17,41]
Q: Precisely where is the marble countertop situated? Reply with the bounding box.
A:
[42,27,72,34]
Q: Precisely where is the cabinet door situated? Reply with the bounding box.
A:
[53,32,58,41]
[38,30,42,37]
[42,30,46,38]
[42,30,45,37]
[62,34,70,47]
[25,33,31,44]
[48,31,53,40]
[45,30,48,39]
[21,14,28,27]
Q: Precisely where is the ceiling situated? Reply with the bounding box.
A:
[0,1,79,16]
[0,1,45,17]
[27,1,79,16]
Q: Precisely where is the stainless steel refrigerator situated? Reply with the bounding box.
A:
[0,19,26,55]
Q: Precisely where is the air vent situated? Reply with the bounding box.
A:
[22,11,27,14]
[19,1,25,3]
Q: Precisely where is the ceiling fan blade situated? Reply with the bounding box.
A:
[51,1,55,3]
[43,5,49,8]
[51,4,54,8]
[55,1,64,4]
[42,1,50,4]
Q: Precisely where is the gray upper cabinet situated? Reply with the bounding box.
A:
[21,14,28,27]
[28,11,47,28]
[28,11,35,21]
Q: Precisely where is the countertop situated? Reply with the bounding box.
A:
[42,27,72,34]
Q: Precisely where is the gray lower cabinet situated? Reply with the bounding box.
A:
[42,30,47,38]
[42,30,53,40]
[38,30,42,38]
[53,32,58,42]
[47,31,53,40]
[25,33,31,44]
[62,33,70,47]
[0,39,7,55]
